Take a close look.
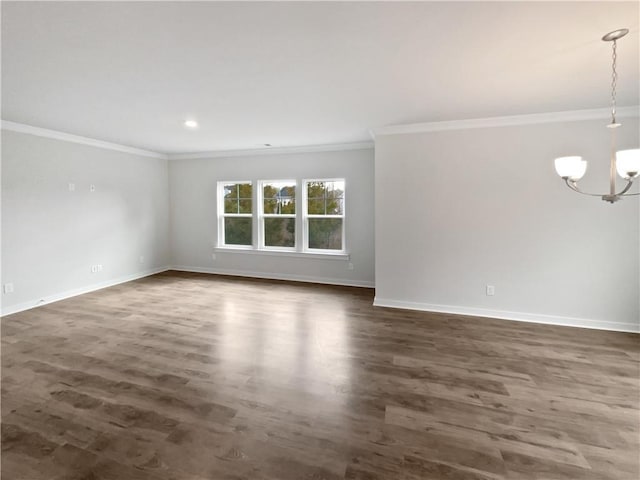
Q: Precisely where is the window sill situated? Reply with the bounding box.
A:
[214,247,350,261]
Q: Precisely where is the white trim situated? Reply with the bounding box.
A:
[371,106,640,137]
[372,297,640,334]
[1,120,168,159]
[170,266,373,288]
[258,179,297,251]
[0,267,170,317]
[218,180,254,247]
[214,247,349,260]
[302,178,347,255]
[168,141,374,160]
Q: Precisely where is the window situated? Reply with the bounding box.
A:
[261,180,296,249]
[219,182,252,246]
[304,180,345,251]
[217,178,346,255]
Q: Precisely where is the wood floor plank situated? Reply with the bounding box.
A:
[2,271,638,479]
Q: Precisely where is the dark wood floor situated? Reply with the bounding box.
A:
[1,271,638,480]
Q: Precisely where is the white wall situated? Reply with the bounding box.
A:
[1,130,170,314]
[374,117,640,332]
[169,148,375,287]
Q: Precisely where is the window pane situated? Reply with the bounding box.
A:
[280,199,295,215]
[224,198,238,214]
[237,183,253,199]
[327,185,344,199]
[263,181,295,215]
[265,218,295,248]
[308,218,342,250]
[224,184,237,199]
[223,183,252,213]
[264,199,278,214]
[238,199,252,214]
[224,217,252,245]
[307,198,324,215]
[325,197,344,215]
[306,181,344,215]
[307,182,326,201]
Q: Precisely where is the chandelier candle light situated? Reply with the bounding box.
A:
[554,28,640,203]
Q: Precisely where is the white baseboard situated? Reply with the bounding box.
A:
[1,267,170,317]
[6,269,633,333]
[373,297,639,334]
[169,265,375,289]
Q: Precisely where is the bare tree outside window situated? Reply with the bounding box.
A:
[262,181,296,248]
[221,182,252,245]
[306,180,344,250]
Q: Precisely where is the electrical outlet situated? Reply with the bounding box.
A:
[91,265,97,273]
[486,285,495,296]
[97,264,103,272]
[68,183,75,192]
[3,283,14,294]
[90,184,96,192]
[347,262,354,270]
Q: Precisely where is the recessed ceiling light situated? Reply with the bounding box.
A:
[184,120,198,129]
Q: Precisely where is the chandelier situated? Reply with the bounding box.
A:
[554,28,639,203]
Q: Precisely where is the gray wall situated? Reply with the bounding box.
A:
[4,117,638,332]
[1,130,170,314]
[169,148,375,287]
[375,117,640,332]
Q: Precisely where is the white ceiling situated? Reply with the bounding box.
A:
[2,1,638,154]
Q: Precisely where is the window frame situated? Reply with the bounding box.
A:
[302,178,346,254]
[217,180,254,249]
[258,179,297,252]
[216,177,347,257]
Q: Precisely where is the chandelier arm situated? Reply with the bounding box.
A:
[615,180,636,196]
[565,178,639,198]
[564,179,604,196]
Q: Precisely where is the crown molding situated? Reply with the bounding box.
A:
[167,141,374,160]
[1,120,168,159]
[7,105,636,158]
[0,120,372,159]
[371,106,640,138]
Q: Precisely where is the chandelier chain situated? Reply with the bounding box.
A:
[610,40,618,124]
